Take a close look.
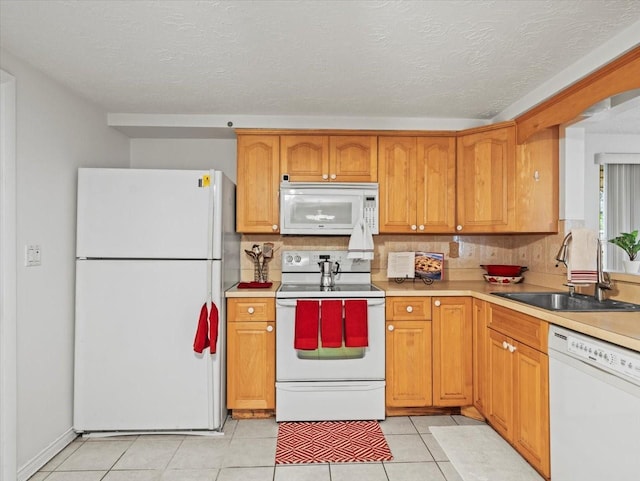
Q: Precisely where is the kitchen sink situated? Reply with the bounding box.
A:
[491,291,640,312]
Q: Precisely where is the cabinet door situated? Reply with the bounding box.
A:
[385,320,432,407]
[236,135,280,233]
[472,299,488,414]
[456,125,516,233]
[432,297,473,406]
[515,126,559,233]
[280,135,329,181]
[329,136,378,182]
[513,342,550,478]
[487,328,513,441]
[227,320,275,410]
[416,137,456,233]
[378,137,417,233]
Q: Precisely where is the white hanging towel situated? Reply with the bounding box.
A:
[347,218,374,260]
[568,228,598,283]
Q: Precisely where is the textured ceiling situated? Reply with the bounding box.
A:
[1,0,640,121]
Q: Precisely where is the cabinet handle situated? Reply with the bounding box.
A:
[322,174,329,180]
[330,174,336,180]
[434,300,441,307]
[502,341,509,349]
[388,324,394,331]
[272,224,278,231]
[456,225,463,231]
[419,225,425,231]
[508,344,516,353]
[247,307,255,314]
[266,325,274,332]
[406,306,413,313]
[411,224,417,231]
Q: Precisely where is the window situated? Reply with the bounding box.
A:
[598,154,640,271]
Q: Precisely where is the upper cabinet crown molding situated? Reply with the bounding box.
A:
[515,46,640,144]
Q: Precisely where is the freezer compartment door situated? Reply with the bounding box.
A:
[77,168,219,259]
[74,260,224,431]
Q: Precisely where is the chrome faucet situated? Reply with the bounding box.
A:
[554,232,612,302]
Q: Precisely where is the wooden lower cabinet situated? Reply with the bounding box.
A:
[385,297,432,408]
[226,298,275,412]
[487,304,550,478]
[472,299,488,414]
[432,297,473,406]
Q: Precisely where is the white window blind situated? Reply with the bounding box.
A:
[599,156,640,271]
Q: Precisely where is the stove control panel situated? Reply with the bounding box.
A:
[282,250,370,273]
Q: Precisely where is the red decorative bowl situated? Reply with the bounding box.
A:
[481,265,527,277]
[483,275,524,285]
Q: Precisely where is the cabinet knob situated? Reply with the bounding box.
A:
[419,225,425,231]
[322,174,329,180]
[330,174,336,180]
[502,341,509,349]
[434,300,441,307]
[266,325,274,332]
[406,306,413,313]
[272,224,278,231]
[456,225,462,231]
[388,324,394,331]
[247,307,255,314]
[411,224,417,231]
[508,344,516,353]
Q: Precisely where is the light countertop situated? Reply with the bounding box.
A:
[225,280,640,352]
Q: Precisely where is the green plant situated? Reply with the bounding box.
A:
[608,230,640,261]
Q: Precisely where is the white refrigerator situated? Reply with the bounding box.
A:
[73,168,239,433]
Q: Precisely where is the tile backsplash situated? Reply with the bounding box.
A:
[240,220,640,303]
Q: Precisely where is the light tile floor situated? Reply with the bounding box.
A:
[29,415,492,481]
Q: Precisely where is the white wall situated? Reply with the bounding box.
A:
[0,50,130,477]
[130,138,237,182]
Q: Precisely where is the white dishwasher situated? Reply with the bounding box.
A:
[549,325,640,481]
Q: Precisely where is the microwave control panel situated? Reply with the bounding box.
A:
[364,195,378,233]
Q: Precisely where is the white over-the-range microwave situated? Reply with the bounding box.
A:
[279,181,379,235]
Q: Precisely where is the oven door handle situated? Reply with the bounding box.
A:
[276,299,385,308]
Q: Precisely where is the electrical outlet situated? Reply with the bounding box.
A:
[25,244,42,267]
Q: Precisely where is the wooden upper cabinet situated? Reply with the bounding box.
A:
[379,137,417,233]
[379,136,456,234]
[416,137,456,233]
[456,124,516,233]
[515,126,559,233]
[330,135,377,182]
[280,135,329,182]
[280,135,377,182]
[236,135,280,233]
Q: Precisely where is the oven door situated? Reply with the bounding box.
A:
[275,298,385,381]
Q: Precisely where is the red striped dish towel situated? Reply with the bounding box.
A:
[321,300,343,348]
[294,300,319,350]
[344,300,368,347]
[568,229,598,283]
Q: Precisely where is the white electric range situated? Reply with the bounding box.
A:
[275,250,385,421]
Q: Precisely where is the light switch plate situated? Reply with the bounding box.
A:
[25,244,41,267]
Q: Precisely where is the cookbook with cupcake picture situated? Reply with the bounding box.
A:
[414,252,444,280]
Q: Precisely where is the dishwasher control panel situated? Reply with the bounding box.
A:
[567,334,640,383]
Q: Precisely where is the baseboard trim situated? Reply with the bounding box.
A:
[17,428,77,481]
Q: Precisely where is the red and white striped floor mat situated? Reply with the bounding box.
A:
[275,420,393,464]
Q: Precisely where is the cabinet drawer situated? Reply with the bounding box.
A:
[228,298,275,321]
[488,304,548,352]
[386,297,432,321]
